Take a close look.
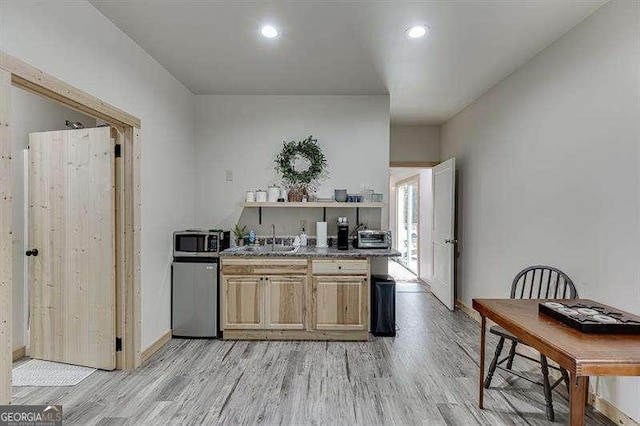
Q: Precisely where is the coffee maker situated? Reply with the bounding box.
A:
[337,217,349,250]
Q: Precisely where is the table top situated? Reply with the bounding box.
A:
[473,298,640,376]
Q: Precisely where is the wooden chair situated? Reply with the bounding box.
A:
[483,266,578,422]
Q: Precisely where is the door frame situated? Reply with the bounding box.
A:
[394,174,421,276]
[0,51,142,402]
[389,161,438,168]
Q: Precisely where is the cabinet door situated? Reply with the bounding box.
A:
[312,276,367,331]
[223,276,263,329]
[265,276,306,330]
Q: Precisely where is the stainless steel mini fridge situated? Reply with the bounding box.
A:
[172,259,218,338]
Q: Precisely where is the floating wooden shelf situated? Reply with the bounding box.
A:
[241,202,384,208]
[241,202,385,224]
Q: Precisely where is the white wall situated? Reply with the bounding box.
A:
[194,95,390,236]
[10,87,96,350]
[1,0,197,350]
[390,125,440,163]
[440,0,640,420]
[389,168,433,281]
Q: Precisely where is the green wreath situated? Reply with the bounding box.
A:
[275,135,327,186]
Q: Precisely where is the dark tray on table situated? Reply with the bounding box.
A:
[539,299,640,334]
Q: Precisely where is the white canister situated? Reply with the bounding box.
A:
[255,189,267,203]
[267,186,280,203]
[245,191,255,202]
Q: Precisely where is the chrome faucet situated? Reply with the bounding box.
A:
[271,224,276,250]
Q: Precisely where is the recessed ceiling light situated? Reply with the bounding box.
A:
[406,25,430,39]
[260,25,279,39]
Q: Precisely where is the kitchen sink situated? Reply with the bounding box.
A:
[264,246,298,253]
[243,246,298,253]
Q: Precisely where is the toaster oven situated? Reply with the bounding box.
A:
[354,230,391,249]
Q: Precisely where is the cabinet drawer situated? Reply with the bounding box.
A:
[221,258,308,275]
[311,259,368,275]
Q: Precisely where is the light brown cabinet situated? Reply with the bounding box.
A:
[312,276,368,331]
[222,275,263,329]
[265,276,306,330]
[222,274,306,330]
[221,257,369,340]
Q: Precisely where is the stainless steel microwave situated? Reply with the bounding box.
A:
[354,230,392,249]
[173,230,230,258]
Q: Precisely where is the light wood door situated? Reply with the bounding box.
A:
[431,158,457,311]
[312,276,367,331]
[0,69,12,404]
[223,275,264,329]
[29,127,116,370]
[265,276,306,330]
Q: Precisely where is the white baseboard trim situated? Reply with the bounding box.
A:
[141,330,172,364]
[456,299,639,425]
[589,394,639,426]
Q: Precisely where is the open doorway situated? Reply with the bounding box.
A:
[396,176,419,274]
[11,85,98,364]
[10,85,121,390]
[1,53,142,404]
[389,167,433,285]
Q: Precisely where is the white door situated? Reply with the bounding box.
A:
[28,127,116,370]
[431,158,456,310]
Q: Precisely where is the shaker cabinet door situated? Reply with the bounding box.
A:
[312,276,367,331]
[223,276,264,329]
[265,276,306,330]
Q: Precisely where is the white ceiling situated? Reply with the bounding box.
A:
[89,0,606,124]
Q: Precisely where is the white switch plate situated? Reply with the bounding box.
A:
[225,170,233,181]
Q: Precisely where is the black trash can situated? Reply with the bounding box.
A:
[371,274,396,336]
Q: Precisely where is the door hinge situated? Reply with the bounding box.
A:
[115,337,122,352]
[114,144,122,158]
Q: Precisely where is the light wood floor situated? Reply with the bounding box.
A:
[13,283,612,425]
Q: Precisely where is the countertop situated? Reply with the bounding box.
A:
[220,245,401,258]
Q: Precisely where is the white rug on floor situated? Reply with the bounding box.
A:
[13,359,96,387]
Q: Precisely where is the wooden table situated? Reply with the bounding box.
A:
[473,299,640,425]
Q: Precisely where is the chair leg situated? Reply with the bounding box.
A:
[560,367,571,396]
[505,341,517,370]
[483,337,505,389]
[540,355,555,422]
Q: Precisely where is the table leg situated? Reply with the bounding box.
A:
[569,373,587,426]
[479,315,486,409]
[584,377,589,407]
